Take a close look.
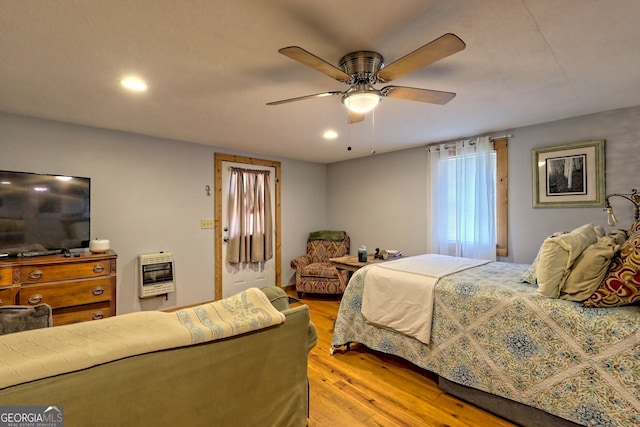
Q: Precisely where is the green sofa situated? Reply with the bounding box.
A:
[0,287,317,427]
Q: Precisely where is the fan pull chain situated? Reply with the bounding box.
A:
[370,109,376,156]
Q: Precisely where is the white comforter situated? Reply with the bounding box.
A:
[361,254,490,344]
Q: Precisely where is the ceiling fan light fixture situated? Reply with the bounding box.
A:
[342,87,381,114]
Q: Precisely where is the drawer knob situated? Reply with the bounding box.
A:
[93,264,105,274]
[0,298,3,306]
[28,294,43,305]
[28,270,44,280]
[92,311,105,320]
[92,286,105,296]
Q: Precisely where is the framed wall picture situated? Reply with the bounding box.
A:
[532,139,605,208]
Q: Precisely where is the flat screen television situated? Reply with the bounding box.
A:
[0,170,90,254]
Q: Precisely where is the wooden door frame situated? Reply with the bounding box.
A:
[214,153,281,300]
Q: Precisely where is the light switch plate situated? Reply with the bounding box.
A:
[200,219,214,229]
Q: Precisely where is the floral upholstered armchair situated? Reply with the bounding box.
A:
[290,231,350,298]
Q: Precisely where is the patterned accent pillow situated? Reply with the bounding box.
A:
[629,220,640,234]
[583,229,640,307]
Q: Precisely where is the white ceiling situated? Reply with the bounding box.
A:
[2,0,640,164]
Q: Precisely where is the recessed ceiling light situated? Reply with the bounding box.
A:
[323,130,338,139]
[120,77,148,92]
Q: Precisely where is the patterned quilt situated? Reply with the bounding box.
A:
[332,261,640,426]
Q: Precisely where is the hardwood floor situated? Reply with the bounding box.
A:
[290,291,517,427]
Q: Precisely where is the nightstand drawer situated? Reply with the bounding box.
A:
[20,278,112,309]
[20,260,112,283]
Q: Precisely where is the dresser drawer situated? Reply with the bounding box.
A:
[0,267,12,286]
[53,302,112,326]
[2,250,117,326]
[20,260,112,283]
[19,278,112,309]
[0,287,16,306]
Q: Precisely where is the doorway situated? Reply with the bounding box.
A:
[214,153,281,299]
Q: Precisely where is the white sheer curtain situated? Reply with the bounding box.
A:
[227,167,273,264]
[427,136,496,261]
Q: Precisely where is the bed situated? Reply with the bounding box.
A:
[331,253,640,426]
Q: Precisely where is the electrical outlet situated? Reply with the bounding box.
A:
[200,219,214,229]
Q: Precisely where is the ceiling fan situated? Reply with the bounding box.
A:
[267,33,466,123]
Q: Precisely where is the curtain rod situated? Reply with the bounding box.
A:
[425,134,512,151]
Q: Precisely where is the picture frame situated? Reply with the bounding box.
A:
[532,139,605,208]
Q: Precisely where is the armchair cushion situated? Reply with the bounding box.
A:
[302,262,341,278]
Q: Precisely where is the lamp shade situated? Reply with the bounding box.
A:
[342,89,381,114]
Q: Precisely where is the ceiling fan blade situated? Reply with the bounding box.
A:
[377,33,466,82]
[278,46,352,82]
[382,86,456,105]
[348,110,365,124]
[266,91,343,106]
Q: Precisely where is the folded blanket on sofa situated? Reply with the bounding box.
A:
[0,287,285,389]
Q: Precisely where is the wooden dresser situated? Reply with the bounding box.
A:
[0,250,117,326]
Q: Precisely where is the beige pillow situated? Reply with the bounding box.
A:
[608,229,628,246]
[560,235,620,301]
[537,224,598,298]
[521,231,567,284]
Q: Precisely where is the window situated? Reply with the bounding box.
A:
[428,137,508,258]
[443,149,497,247]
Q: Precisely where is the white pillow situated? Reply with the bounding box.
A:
[537,224,598,298]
